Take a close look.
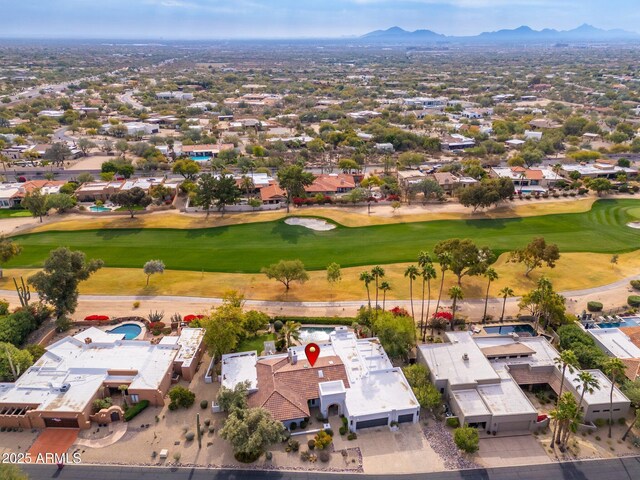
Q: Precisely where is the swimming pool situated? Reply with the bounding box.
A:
[597,317,640,329]
[299,326,336,343]
[484,324,537,336]
[90,205,111,212]
[107,323,142,340]
[190,156,211,162]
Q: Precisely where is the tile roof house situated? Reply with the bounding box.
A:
[221,328,420,431]
[305,174,356,196]
[259,182,287,204]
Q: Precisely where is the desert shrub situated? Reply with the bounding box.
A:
[446,417,460,428]
[185,431,195,441]
[308,439,316,450]
[339,426,347,435]
[318,450,331,462]
[628,296,640,307]
[630,280,640,291]
[200,400,208,409]
[324,428,334,437]
[265,451,273,461]
[289,421,297,431]
[93,397,113,412]
[314,430,333,450]
[168,386,195,409]
[300,420,308,429]
[287,439,299,452]
[454,426,479,453]
[587,301,603,312]
[273,320,284,332]
[300,450,311,462]
[347,432,357,440]
[594,418,606,428]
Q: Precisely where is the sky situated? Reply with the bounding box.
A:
[2,0,640,39]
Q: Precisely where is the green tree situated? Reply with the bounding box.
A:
[519,277,566,330]
[277,165,315,213]
[359,271,373,308]
[279,320,301,348]
[77,138,96,156]
[22,188,48,222]
[379,281,391,312]
[44,142,72,167]
[110,187,152,218]
[414,178,444,203]
[373,311,416,361]
[327,262,341,300]
[168,385,195,409]
[550,392,580,451]
[499,286,515,322]
[0,342,33,381]
[0,464,29,480]
[404,265,419,321]
[243,311,270,337]
[402,364,442,413]
[195,173,216,217]
[261,259,309,291]
[0,235,22,279]
[45,193,75,213]
[219,407,286,463]
[604,358,626,438]
[143,259,165,286]
[589,178,613,197]
[448,286,464,331]
[482,268,498,324]
[418,251,436,341]
[172,159,201,180]
[434,238,493,286]
[371,265,385,313]
[213,174,241,214]
[202,301,245,360]
[454,426,479,453]
[217,381,249,412]
[510,237,560,277]
[434,251,451,317]
[28,247,103,319]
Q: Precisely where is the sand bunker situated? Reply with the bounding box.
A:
[284,217,336,231]
[628,222,640,229]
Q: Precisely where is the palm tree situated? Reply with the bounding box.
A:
[574,371,600,418]
[448,285,464,331]
[434,251,451,316]
[421,264,437,342]
[482,268,499,324]
[371,265,385,313]
[404,265,419,322]
[417,251,432,339]
[379,281,391,312]
[604,357,626,438]
[240,175,254,198]
[359,271,373,309]
[552,350,578,445]
[280,320,302,348]
[499,286,515,322]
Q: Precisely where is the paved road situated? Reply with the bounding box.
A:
[20,456,640,480]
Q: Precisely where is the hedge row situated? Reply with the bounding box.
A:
[271,316,356,326]
[124,400,149,421]
[628,296,640,308]
[587,301,603,312]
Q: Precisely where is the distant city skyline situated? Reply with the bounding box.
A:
[2,0,639,39]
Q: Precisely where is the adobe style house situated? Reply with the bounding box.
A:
[220,327,420,432]
[0,327,205,430]
[419,331,630,434]
[490,166,561,193]
[181,144,235,158]
[305,174,356,196]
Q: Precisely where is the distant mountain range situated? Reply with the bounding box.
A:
[360,24,639,43]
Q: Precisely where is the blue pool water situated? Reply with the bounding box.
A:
[299,327,336,343]
[90,206,111,212]
[190,156,211,162]
[484,324,537,336]
[597,317,640,329]
[108,323,142,340]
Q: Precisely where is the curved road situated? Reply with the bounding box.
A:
[20,456,640,480]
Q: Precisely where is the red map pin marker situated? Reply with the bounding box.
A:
[305,343,320,367]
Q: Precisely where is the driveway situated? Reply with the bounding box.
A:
[476,435,551,468]
[28,429,78,463]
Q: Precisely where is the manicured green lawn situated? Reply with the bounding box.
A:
[236,333,274,354]
[7,199,640,273]
[0,209,31,218]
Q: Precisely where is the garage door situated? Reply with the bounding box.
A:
[356,417,388,429]
[43,417,79,428]
[398,413,414,424]
[496,420,531,432]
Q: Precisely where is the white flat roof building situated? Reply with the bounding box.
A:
[588,328,640,359]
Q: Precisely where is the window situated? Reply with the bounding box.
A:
[613,408,620,412]
[129,394,140,404]
[593,410,600,413]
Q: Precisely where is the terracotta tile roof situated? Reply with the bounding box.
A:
[620,358,640,381]
[260,182,286,201]
[248,355,349,422]
[305,174,356,194]
[619,326,640,349]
